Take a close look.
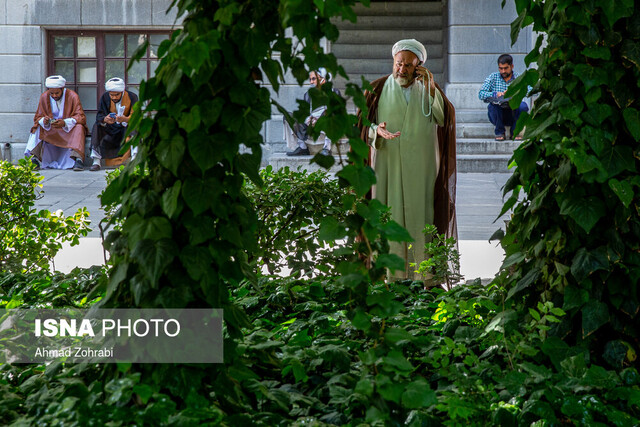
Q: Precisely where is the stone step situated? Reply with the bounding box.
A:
[268,138,516,156]
[339,58,444,75]
[350,1,443,16]
[456,138,517,155]
[456,154,513,173]
[336,29,443,44]
[456,122,496,139]
[334,15,442,30]
[268,153,512,174]
[268,154,346,174]
[334,73,446,88]
[331,43,443,60]
[456,109,488,123]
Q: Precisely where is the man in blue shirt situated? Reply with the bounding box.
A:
[478,54,529,141]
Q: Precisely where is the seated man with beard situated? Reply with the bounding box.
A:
[88,77,138,171]
[25,75,88,170]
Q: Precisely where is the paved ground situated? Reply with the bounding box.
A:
[35,169,513,280]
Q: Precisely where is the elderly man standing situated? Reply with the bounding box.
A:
[26,75,88,170]
[89,77,138,171]
[357,39,457,281]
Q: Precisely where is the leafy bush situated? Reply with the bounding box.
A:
[3,273,639,425]
[244,165,349,278]
[0,159,90,273]
[413,224,464,289]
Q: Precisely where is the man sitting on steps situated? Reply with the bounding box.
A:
[478,54,529,141]
[284,68,341,157]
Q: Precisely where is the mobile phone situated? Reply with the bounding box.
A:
[109,113,116,118]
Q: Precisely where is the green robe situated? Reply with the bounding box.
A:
[372,77,445,279]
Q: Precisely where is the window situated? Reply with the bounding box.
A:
[48,31,170,132]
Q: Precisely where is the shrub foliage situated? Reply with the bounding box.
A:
[0,160,90,273]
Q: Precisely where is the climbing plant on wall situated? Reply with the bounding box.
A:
[501,0,640,367]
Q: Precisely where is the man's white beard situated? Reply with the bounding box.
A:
[395,75,410,87]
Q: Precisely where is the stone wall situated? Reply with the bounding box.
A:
[445,0,533,110]
[0,0,180,158]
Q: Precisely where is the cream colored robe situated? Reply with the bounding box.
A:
[371,77,445,280]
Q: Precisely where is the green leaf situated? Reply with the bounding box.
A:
[318,216,347,241]
[124,214,173,248]
[572,64,608,91]
[601,0,633,28]
[383,350,414,372]
[384,327,414,344]
[571,247,609,282]
[376,374,404,403]
[566,5,590,26]
[132,384,154,405]
[582,300,610,338]
[511,10,534,45]
[600,145,636,178]
[401,379,436,409]
[181,178,220,216]
[337,164,376,197]
[583,365,620,389]
[528,308,541,321]
[623,108,640,141]
[161,181,183,219]
[563,285,589,311]
[179,105,201,133]
[541,336,572,369]
[609,178,634,208]
[201,98,225,127]
[132,238,177,285]
[351,308,371,331]
[355,378,374,397]
[179,245,213,281]
[603,340,628,369]
[182,41,210,71]
[506,267,541,300]
[156,134,185,176]
[380,220,413,242]
[213,3,240,25]
[376,253,405,272]
[312,151,335,169]
[560,195,605,233]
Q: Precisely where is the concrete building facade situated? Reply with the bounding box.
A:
[0,0,532,171]
[0,0,180,161]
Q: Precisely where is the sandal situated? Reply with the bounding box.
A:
[495,135,505,141]
[514,135,523,141]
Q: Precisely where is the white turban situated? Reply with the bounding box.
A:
[105,77,125,92]
[392,39,427,63]
[316,67,332,82]
[45,75,66,88]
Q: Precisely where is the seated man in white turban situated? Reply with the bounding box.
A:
[284,68,341,157]
[89,77,138,171]
[26,75,88,170]
[357,39,457,282]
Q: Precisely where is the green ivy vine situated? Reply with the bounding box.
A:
[502,0,640,367]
